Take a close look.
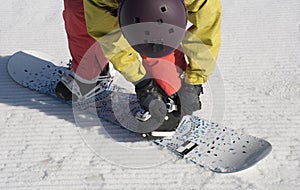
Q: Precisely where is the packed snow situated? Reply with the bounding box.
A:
[0,0,299,189]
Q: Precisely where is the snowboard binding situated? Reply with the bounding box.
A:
[136,94,181,139]
[55,65,114,101]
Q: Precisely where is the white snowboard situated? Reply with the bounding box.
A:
[7,51,272,173]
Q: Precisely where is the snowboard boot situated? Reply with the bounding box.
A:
[55,64,114,101]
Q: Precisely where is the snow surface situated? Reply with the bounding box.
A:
[0,0,300,189]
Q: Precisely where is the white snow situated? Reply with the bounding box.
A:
[0,0,300,189]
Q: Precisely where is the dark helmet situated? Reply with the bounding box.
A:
[118,0,187,58]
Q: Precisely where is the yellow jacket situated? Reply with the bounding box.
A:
[84,0,222,85]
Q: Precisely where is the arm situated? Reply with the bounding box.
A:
[183,0,222,85]
[83,0,146,82]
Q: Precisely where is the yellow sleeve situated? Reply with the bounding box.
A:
[83,0,146,82]
[183,0,222,85]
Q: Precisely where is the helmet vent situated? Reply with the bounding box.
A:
[157,19,163,24]
[160,6,167,12]
[134,17,141,23]
[168,28,174,34]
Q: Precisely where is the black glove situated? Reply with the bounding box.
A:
[176,82,203,116]
[134,78,168,119]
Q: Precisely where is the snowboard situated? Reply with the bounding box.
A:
[7,50,272,173]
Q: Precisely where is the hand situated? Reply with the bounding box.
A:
[176,81,203,116]
[134,78,168,119]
